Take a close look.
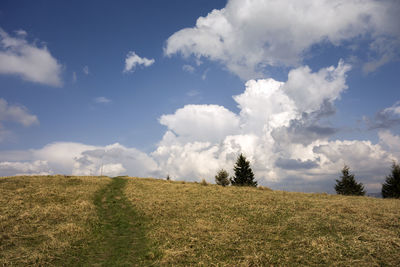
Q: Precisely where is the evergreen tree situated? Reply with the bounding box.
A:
[335,165,365,196]
[215,169,230,186]
[231,154,257,187]
[382,162,400,198]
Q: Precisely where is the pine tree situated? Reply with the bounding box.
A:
[231,154,257,187]
[382,162,400,198]
[335,165,365,196]
[215,169,230,186]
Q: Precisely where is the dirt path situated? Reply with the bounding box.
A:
[57,178,158,266]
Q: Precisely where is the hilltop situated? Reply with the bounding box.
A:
[1,176,399,266]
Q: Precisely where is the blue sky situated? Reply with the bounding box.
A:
[0,0,399,193]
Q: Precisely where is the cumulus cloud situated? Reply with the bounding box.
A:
[0,160,51,176]
[165,0,400,79]
[151,61,398,191]
[0,28,63,86]
[366,101,400,129]
[159,104,240,144]
[1,61,399,192]
[73,143,158,177]
[0,142,158,177]
[123,51,155,73]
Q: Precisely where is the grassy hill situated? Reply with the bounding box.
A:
[1,176,399,266]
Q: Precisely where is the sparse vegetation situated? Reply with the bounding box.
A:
[335,165,365,196]
[382,162,400,198]
[215,169,230,186]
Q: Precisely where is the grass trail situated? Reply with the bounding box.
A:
[58,178,159,266]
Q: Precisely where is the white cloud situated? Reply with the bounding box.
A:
[0,98,38,143]
[0,160,51,176]
[383,101,400,115]
[379,130,400,159]
[165,0,400,79]
[159,104,240,144]
[0,98,39,127]
[0,28,63,86]
[73,143,158,177]
[83,66,89,75]
[33,142,97,174]
[123,51,155,73]
[94,96,111,104]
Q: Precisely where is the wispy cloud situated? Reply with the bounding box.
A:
[0,98,38,127]
[182,64,195,73]
[83,65,89,75]
[123,51,154,73]
[93,96,111,104]
[0,98,38,143]
[72,71,77,83]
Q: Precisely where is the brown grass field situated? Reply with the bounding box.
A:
[1,175,400,266]
[124,178,400,266]
[0,175,110,265]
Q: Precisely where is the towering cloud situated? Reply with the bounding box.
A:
[0,59,398,192]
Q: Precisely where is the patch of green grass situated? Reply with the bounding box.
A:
[58,177,160,266]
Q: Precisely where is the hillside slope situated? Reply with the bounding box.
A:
[125,178,400,266]
[1,176,399,266]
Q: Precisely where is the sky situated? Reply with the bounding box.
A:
[0,0,399,193]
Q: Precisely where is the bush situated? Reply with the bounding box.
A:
[215,169,230,186]
[200,179,208,186]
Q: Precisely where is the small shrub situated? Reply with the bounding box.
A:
[201,179,208,186]
[215,169,230,186]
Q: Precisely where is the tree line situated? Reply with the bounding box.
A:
[214,153,400,198]
[335,162,400,198]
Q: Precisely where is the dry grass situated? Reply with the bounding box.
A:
[124,178,400,266]
[0,175,110,266]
